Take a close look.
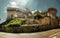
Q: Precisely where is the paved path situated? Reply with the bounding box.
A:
[0,29,60,38]
[49,32,60,38]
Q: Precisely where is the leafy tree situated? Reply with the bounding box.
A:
[34,14,42,19]
[33,10,43,19]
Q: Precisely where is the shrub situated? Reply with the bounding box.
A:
[8,24,20,27]
[5,27,13,33]
[22,27,33,33]
[34,14,42,19]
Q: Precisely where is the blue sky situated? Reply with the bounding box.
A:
[0,0,60,23]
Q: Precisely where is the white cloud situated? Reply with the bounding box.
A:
[12,0,29,6]
[10,1,18,7]
[6,0,30,8]
[32,10,42,14]
[11,1,17,6]
[4,0,30,14]
[4,10,7,13]
[20,0,29,6]
[6,1,18,8]
[39,10,42,12]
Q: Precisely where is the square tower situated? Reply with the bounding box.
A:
[7,7,20,19]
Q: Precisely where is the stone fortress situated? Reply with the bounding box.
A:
[7,7,57,19]
[7,7,60,26]
[7,7,32,19]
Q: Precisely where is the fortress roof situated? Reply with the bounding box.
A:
[7,7,20,12]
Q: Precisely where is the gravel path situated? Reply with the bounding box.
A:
[0,29,60,38]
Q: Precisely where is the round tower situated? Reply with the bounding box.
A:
[47,8,57,19]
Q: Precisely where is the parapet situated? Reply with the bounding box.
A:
[7,7,20,12]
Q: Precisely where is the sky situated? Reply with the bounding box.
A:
[0,0,60,23]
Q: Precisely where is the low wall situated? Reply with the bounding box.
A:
[1,24,59,33]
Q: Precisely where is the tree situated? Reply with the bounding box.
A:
[34,14,42,19]
[33,10,42,19]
